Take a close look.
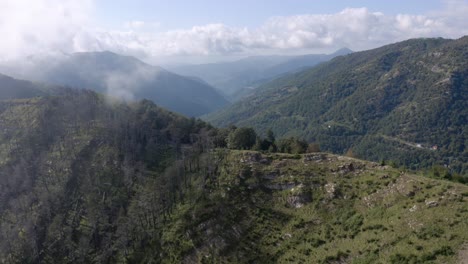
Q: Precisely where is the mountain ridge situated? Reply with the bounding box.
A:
[0,51,229,117]
[206,36,468,174]
[170,48,353,100]
[0,73,48,100]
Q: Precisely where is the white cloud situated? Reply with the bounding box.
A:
[89,4,468,59]
[0,0,467,63]
[0,0,93,61]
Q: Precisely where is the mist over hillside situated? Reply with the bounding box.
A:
[1,0,468,263]
[0,51,229,117]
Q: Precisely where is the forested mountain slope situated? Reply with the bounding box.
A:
[0,87,218,262]
[207,37,468,174]
[0,81,467,263]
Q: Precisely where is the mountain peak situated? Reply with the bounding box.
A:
[331,47,353,56]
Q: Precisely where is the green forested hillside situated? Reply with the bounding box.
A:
[0,88,216,262]
[0,86,467,263]
[206,37,468,175]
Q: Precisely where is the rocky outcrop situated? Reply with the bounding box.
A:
[287,184,311,208]
[240,152,263,164]
[303,153,326,162]
[425,200,439,207]
[324,182,339,199]
[287,193,311,208]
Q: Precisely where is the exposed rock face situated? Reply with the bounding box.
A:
[303,153,326,162]
[286,184,311,208]
[325,182,338,199]
[262,170,280,180]
[265,183,297,190]
[380,174,390,179]
[240,152,262,164]
[409,204,418,212]
[394,177,421,197]
[330,162,364,175]
[287,194,311,208]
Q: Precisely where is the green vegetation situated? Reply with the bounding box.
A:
[212,125,313,154]
[0,88,217,263]
[159,150,468,263]
[0,87,466,263]
[1,35,468,262]
[227,127,257,149]
[206,36,468,178]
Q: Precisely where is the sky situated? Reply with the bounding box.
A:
[0,0,467,65]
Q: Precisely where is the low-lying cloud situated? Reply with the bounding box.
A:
[0,0,467,63]
[104,64,158,102]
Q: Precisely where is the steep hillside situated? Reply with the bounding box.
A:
[171,48,352,100]
[207,37,468,174]
[0,88,216,263]
[0,87,466,263]
[1,51,229,117]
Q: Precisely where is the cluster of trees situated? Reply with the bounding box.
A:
[211,126,320,154]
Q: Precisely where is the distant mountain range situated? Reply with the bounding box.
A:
[206,37,468,173]
[0,51,229,117]
[170,48,353,100]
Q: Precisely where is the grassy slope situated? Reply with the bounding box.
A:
[162,150,468,263]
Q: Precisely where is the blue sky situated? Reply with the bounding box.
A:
[95,0,445,30]
[0,0,467,64]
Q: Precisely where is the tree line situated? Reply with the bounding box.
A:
[210,125,321,154]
